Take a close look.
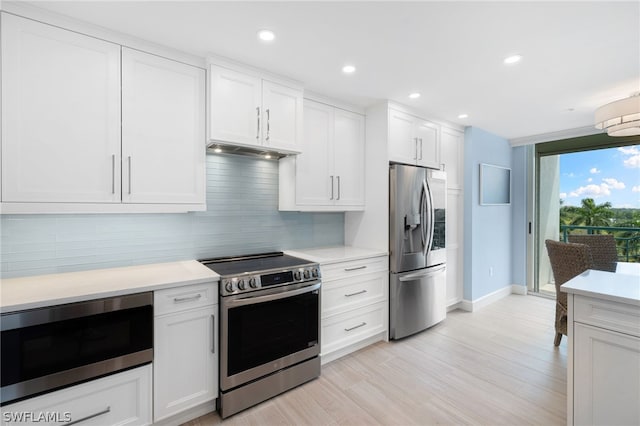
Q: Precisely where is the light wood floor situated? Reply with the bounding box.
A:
[184,295,567,426]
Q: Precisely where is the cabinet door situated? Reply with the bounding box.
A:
[333,109,365,207]
[209,65,261,147]
[154,306,217,422]
[441,127,464,189]
[122,48,205,205]
[388,109,417,165]
[262,80,303,153]
[574,323,640,426]
[295,100,333,206]
[415,119,440,169]
[1,14,121,203]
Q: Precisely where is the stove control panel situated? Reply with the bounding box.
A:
[221,266,320,296]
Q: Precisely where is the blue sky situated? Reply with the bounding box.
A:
[560,145,640,208]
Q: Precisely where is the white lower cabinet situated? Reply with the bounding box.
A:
[153,283,218,423]
[568,294,640,426]
[320,255,388,363]
[1,365,152,426]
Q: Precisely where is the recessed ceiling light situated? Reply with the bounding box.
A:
[458,114,469,119]
[342,65,356,74]
[503,54,522,65]
[257,29,275,42]
[409,93,421,99]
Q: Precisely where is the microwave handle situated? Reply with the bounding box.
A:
[226,282,321,307]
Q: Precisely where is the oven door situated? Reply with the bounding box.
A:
[220,281,320,391]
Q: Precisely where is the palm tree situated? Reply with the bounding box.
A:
[570,198,613,227]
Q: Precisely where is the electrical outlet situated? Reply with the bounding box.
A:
[489,267,494,277]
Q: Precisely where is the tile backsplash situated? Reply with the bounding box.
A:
[0,154,344,278]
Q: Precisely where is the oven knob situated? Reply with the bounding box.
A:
[303,270,311,279]
[294,271,302,281]
[249,277,258,288]
[225,280,234,293]
[312,268,319,278]
[237,279,246,290]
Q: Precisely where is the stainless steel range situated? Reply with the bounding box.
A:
[200,252,321,418]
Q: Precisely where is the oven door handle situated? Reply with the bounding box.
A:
[226,282,321,307]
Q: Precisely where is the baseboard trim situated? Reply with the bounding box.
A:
[459,284,527,312]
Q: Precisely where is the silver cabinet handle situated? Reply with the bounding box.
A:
[330,176,334,200]
[337,176,341,200]
[127,156,132,194]
[266,108,270,142]
[256,107,260,140]
[419,138,423,160]
[67,407,111,425]
[211,314,216,354]
[414,137,418,160]
[344,265,367,272]
[345,322,366,332]
[345,289,367,297]
[111,154,116,194]
[173,294,202,303]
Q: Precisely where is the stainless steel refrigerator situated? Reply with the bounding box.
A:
[389,163,447,339]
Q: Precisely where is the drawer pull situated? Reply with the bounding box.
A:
[67,407,111,425]
[173,294,202,303]
[345,289,367,297]
[345,322,367,332]
[344,265,367,272]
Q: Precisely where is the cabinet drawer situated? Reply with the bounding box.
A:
[1,365,151,426]
[321,255,388,281]
[322,270,387,317]
[154,282,217,316]
[322,302,386,356]
[574,295,640,337]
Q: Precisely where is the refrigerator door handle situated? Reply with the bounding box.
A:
[398,264,446,281]
[421,180,431,257]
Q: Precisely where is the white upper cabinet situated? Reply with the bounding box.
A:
[333,108,365,207]
[208,65,262,146]
[0,14,206,213]
[388,108,441,169]
[280,99,365,211]
[440,127,464,189]
[122,47,206,205]
[1,13,122,204]
[209,64,303,154]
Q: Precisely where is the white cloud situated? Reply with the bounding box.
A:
[590,167,600,174]
[632,186,640,193]
[569,183,611,198]
[602,178,625,189]
[587,177,593,182]
[560,192,567,199]
[618,146,640,156]
[623,155,640,168]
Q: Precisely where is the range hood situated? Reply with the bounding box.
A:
[206,142,296,159]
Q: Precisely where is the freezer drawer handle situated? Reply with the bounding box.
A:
[344,265,367,272]
[344,289,367,297]
[344,322,366,332]
[398,265,446,282]
[173,294,202,303]
[67,407,111,425]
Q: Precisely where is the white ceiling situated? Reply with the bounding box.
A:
[18,1,640,140]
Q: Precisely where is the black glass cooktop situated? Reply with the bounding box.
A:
[199,252,314,276]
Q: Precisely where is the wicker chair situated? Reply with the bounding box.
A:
[567,234,618,272]
[545,240,594,346]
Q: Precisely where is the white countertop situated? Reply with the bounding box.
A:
[285,246,388,265]
[561,265,640,306]
[0,260,219,313]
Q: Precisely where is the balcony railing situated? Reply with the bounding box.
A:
[560,225,640,262]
